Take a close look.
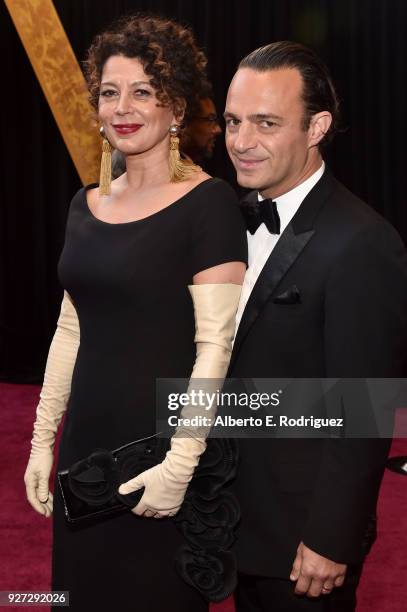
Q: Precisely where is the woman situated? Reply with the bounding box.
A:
[24,14,247,612]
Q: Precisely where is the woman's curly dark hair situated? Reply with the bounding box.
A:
[83,14,208,123]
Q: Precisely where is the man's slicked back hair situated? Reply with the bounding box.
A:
[239,41,340,146]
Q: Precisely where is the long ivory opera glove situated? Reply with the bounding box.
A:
[118,283,242,517]
[24,292,80,517]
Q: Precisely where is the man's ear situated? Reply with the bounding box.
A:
[308,112,332,148]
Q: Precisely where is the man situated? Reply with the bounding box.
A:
[224,41,407,611]
[180,88,222,164]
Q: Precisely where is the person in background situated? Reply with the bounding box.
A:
[181,82,222,165]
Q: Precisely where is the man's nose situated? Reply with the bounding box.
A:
[233,123,257,152]
[213,122,222,135]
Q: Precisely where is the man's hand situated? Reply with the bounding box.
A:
[290,542,347,597]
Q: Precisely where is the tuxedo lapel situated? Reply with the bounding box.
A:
[231,169,336,364]
[232,225,314,358]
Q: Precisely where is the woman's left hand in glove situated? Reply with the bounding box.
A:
[118,436,205,517]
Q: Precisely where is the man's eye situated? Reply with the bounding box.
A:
[226,118,240,127]
[260,121,275,128]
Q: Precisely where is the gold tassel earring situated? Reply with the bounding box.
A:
[169,125,201,182]
[99,126,112,196]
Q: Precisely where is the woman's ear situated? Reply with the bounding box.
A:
[172,98,186,124]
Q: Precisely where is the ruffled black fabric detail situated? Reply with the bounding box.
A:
[173,438,240,602]
[175,547,237,603]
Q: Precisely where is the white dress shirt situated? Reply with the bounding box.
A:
[234,162,326,334]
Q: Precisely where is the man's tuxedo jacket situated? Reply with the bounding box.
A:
[228,169,407,578]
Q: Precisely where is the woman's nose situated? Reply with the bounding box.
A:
[115,93,132,115]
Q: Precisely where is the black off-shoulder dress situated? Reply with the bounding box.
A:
[52,178,247,612]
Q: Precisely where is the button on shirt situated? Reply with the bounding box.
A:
[234,162,325,335]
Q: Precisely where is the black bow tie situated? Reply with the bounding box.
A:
[241,198,280,235]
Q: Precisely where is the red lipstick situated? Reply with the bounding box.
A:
[112,124,142,135]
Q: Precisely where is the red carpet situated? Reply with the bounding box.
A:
[0,382,406,611]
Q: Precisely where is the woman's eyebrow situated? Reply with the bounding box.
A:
[100,80,151,87]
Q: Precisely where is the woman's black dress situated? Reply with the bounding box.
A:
[52,178,247,612]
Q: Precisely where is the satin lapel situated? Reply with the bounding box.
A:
[232,225,315,360]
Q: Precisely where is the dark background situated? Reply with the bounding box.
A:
[1,0,406,382]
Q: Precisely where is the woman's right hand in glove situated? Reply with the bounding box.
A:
[24,452,54,517]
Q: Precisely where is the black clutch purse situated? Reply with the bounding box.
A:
[57,433,168,523]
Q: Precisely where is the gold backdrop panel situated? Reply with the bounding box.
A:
[5,0,100,185]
